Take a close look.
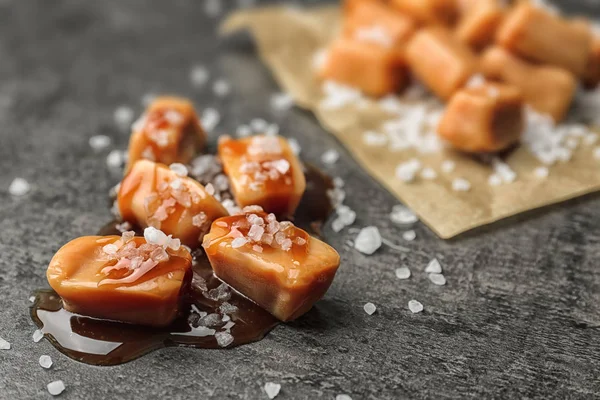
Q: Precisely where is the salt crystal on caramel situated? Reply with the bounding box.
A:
[437,82,524,153]
[46,229,192,327]
[202,208,340,321]
[218,135,306,217]
[406,27,477,100]
[118,160,228,247]
[125,96,206,173]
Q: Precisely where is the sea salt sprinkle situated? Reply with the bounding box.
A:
[213,79,231,97]
[39,355,53,369]
[534,166,549,179]
[354,226,382,255]
[429,273,447,286]
[47,380,65,396]
[264,382,282,399]
[270,92,294,112]
[169,163,188,177]
[0,337,10,350]
[32,329,43,343]
[441,160,455,173]
[8,178,30,196]
[190,65,210,87]
[321,149,340,165]
[89,135,112,151]
[402,230,416,241]
[201,108,221,132]
[390,205,418,225]
[320,80,366,110]
[425,258,442,274]
[363,302,377,315]
[336,395,353,400]
[362,130,388,146]
[408,300,424,314]
[395,158,421,183]
[106,150,126,169]
[204,0,222,17]
[452,178,471,192]
[114,106,134,131]
[395,267,411,280]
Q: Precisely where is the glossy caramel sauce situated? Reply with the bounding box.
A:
[31,163,333,366]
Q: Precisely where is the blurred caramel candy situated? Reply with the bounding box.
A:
[46,230,192,327]
[125,96,205,173]
[320,38,408,97]
[481,47,577,122]
[390,0,458,25]
[438,82,524,153]
[218,135,306,217]
[203,209,340,321]
[455,1,504,50]
[496,4,592,76]
[406,27,477,100]
[584,37,600,89]
[118,160,228,247]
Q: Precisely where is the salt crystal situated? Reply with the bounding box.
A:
[408,300,423,314]
[29,296,35,303]
[390,205,418,225]
[492,158,517,183]
[354,226,382,255]
[336,395,353,400]
[219,302,238,314]
[0,337,10,350]
[584,133,598,145]
[222,315,231,322]
[441,160,456,173]
[287,138,301,155]
[102,244,118,255]
[142,93,157,106]
[215,331,234,347]
[250,118,268,132]
[204,0,222,17]
[271,159,290,174]
[32,329,43,343]
[425,258,442,274]
[466,73,485,88]
[355,25,393,48]
[534,167,549,179]
[395,159,421,183]
[429,273,447,286]
[402,230,416,241]
[452,178,471,192]
[39,355,53,369]
[199,313,223,327]
[144,226,169,247]
[169,178,183,190]
[190,65,209,87]
[8,178,30,196]
[395,267,411,280]
[265,123,279,136]
[363,131,388,146]
[213,79,231,97]
[89,135,112,151]
[231,237,248,248]
[364,302,378,315]
[264,382,281,399]
[223,321,235,331]
[488,174,502,186]
[201,108,221,133]
[47,380,65,396]
[270,92,294,111]
[205,183,216,196]
[106,150,125,169]
[114,106,134,130]
[420,168,437,180]
[236,125,252,137]
[170,163,188,177]
[321,149,340,165]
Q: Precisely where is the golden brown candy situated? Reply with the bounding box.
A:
[406,27,477,100]
[390,0,458,26]
[46,231,192,327]
[481,47,577,122]
[455,1,504,50]
[125,96,205,173]
[437,82,524,153]
[218,135,306,217]
[202,209,340,321]
[118,160,228,248]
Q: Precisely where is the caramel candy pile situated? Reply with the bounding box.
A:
[46,96,340,327]
[318,0,599,153]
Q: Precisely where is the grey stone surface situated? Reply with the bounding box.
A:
[1,0,600,399]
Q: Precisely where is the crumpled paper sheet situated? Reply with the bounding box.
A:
[222,5,600,239]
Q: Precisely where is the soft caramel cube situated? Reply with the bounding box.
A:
[125,96,206,173]
[391,0,458,25]
[481,47,577,122]
[46,231,192,327]
[218,135,306,217]
[455,1,504,50]
[496,4,592,76]
[343,0,417,51]
[320,38,408,97]
[118,160,228,247]
[438,82,524,153]
[406,27,477,100]
[203,209,340,321]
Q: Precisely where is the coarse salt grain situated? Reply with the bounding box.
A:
[0,337,10,350]
[420,167,437,180]
[29,296,35,302]
[204,0,222,17]
[264,382,281,399]
[213,79,231,97]
[47,380,65,396]
[395,159,421,183]
[390,205,418,225]
[362,131,388,146]
[114,106,134,130]
[190,65,209,87]
[354,226,382,255]
[265,123,279,136]
[336,395,353,400]
[320,80,365,110]
[201,108,220,133]
[287,138,301,155]
[236,125,252,137]
[32,329,43,343]
[106,150,126,169]
[452,178,471,192]
[363,302,377,315]
[39,355,53,369]
[408,300,423,314]
[169,163,188,177]
[215,331,234,347]
[395,267,411,280]
[534,167,549,179]
[425,258,442,274]
[402,230,416,241]
[250,118,268,133]
[270,92,294,111]
[8,178,30,196]
[441,160,456,173]
[429,273,447,286]
[488,174,502,186]
[231,237,248,249]
[89,135,112,151]
[321,149,340,165]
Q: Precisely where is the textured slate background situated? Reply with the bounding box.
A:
[1,0,600,399]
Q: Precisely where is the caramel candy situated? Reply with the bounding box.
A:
[343,0,417,51]
[118,160,228,247]
[496,4,592,76]
[46,230,192,327]
[218,135,306,217]
[390,0,458,25]
[583,36,600,89]
[481,47,577,122]
[455,1,504,50]
[202,208,340,321]
[406,27,477,100]
[125,96,205,173]
[438,82,524,153]
[320,38,408,97]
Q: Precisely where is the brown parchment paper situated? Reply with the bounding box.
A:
[221,5,600,239]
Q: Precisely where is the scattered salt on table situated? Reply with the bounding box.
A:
[236,125,252,137]
[39,355,53,369]
[9,178,30,196]
[363,302,377,315]
[190,65,209,87]
[390,205,418,225]
[408,300,423,314]
[354,227,382,255]
[288,138,301,155]
[32,329,43,343]
[170,163,188,177]
[250,118,268,132]
[452,178,471,192]
[336,395,353,400]
[89,135,112,151]
[47,380,65,396]
[201,108,220,133]
[420,167,437,180]
[534,167,549,179]
[114,106,134,131]
[321,149,340,165]
[402,230,416,241]
[395,267,411,280]
[29,296,35,303]
[106,150,125,169]
[362,131,388,146]
[395,159,421,183]
[270,92,294,112]
[429,273,447,286]
[0,337,10,350]
[425,258,442,274]
[213,79,231,97]
[488,174,502,186]
[204,0,222,17]
[441,160,455,173]
[264,382,281,399]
